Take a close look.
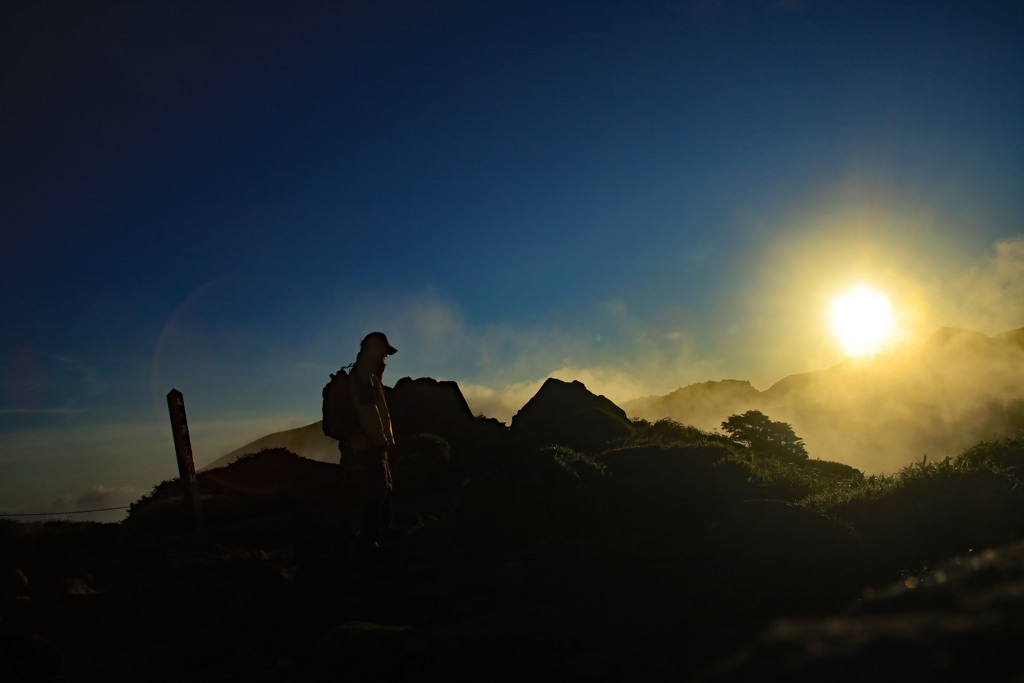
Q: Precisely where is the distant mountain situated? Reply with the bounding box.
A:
[624,327,1024,473]
[623,379,763,432]
[207,376,510,470]
[212,328,1024,476]
[203,421,337,471]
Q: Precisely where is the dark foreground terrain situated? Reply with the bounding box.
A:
[4,442,1024,682]
[5,379,1024,681]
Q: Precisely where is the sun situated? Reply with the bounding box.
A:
[829,285,895,357]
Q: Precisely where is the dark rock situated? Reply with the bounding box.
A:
[510,378,632,454]
[389,377,477,439]
[389,377,509,469]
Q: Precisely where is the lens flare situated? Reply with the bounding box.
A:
[829,285,895,357]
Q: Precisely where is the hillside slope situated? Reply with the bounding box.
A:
[625,327,1024,473]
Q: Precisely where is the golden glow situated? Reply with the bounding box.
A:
[829,285,895,357]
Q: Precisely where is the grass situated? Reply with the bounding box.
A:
[797,450,1024,577]
[125,414,1024,582]
[621,417,736,450]
[953,435,1024,471]
[802,451,1021,514]
[621,418,1024,574]
[624,417,864,501]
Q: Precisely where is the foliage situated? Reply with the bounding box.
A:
[620,418,858,502]
[125,449,345,530]
[622,417,737,450]
[453,446,609,551]
[118,418,1024,588]
[804,453,1019,514]
[594,444,759,540]
[744,457,862,501]
[953,436,1024,473]
[721,410,808,463]
[801,453,1024,578]
[542,445,608,487]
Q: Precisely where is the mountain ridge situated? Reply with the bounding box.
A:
[625,326,1024,472]
[216,326,1024,474]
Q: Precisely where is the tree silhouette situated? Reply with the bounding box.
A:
[721,410,808,462]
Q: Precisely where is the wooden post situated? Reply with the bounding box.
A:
[167,389,202,525]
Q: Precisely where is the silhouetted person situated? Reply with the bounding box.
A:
[347,332,398,554]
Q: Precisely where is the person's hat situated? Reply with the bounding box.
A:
[361,332,397,355]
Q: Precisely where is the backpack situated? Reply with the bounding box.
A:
[322,364,358,440]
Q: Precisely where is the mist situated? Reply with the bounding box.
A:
[4,228,1021,517]
[624,328,1024,474]
[451,234,1024,473]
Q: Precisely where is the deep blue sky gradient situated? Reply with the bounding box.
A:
[3,0,1023,516]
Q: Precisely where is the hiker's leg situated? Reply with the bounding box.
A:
[358,446,389,543]
[381,454,394,529]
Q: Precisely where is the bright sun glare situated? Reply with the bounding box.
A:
[829,285,895,357]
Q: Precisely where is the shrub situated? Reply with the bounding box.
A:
[721,410,808,463]
[804,453,1024,578]
[595,444,758,540]
[540,445,608,489]
[620,418,739,452]
[745,458,845,501]
[954,436,1024,474]
[453,446,609,550]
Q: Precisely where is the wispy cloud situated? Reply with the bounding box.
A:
[949,237,1024,333]
[302,288,732,422]
[51,483,142,512]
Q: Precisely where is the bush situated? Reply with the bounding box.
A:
[452,446,609,551]
[721,410,808,463]
[744,458,864,503]
[540,445,608,489]
[804,454,1024,578]
[623,418,732,448]
[391,434,454,496]
[954,436,1024,474]
[595,444,758,540]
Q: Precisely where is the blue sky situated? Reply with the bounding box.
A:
[3,1,1023,519]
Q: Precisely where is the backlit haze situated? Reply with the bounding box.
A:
[3,1,1023,520]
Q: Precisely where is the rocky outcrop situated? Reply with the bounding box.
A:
[388,377,507,456]
[206,377,510,471]
[510,378,632,454]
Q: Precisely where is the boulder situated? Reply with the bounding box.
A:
[388,377,508,464]
[510,378,632,454]
[388,377,477,439]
